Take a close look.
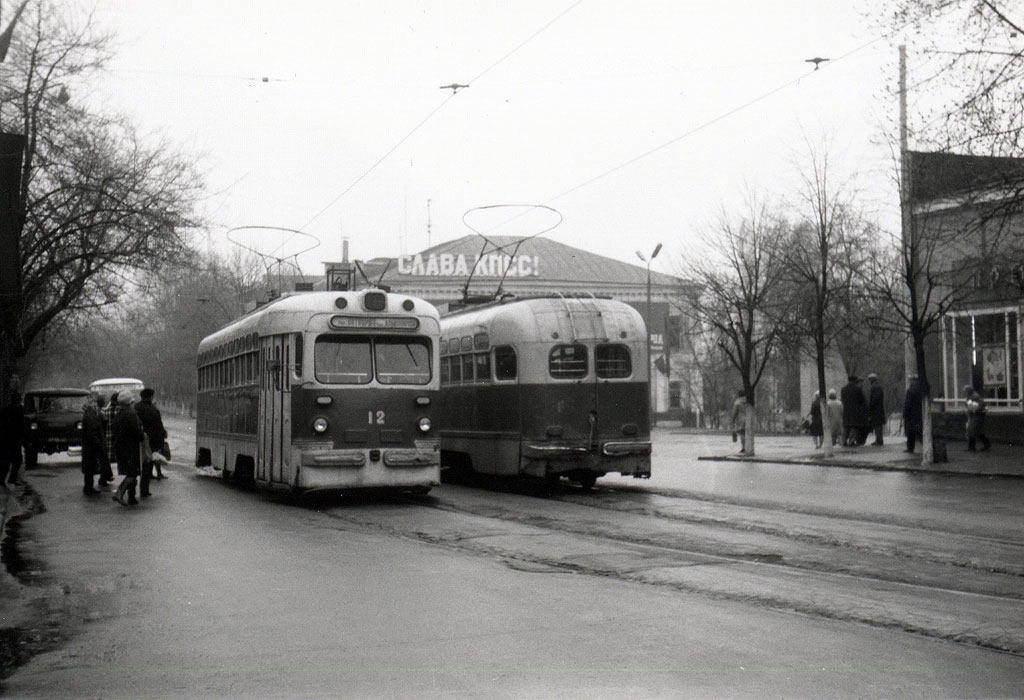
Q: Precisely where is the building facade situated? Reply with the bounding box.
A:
[908,152,1024,443]
[323,235,702,424]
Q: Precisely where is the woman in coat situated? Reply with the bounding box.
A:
[80,398,105,495]
[809,392,824,448]
[826,390,843,446]
[111,394,144,505]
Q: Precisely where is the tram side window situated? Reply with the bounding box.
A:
[375,336,431,385]
[450,354,463,383]
[440,356,450,385]
[549,344,588,379]
[461,353,475,383]
[494,346,517,380]
[315,335,372,384]
[595,344,631,378]
[474,352,491,383]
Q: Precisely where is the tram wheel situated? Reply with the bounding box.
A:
[575,472,597,490]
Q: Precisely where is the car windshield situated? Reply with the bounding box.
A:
[30,395,87,413]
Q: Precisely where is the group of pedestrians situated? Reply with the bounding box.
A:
[0,392,25,488]
[806,374,887,448]
[80,387,169,506]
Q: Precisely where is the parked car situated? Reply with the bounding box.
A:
[22,388,91,467]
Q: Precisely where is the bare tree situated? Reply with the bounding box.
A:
[0,2,204,399]
[780,138,882,455]
[875,1,1023,155]
[681,195,789,456]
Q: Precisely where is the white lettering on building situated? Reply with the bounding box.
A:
[395,253,541,277]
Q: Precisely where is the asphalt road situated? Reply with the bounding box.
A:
[1,417,1022,699]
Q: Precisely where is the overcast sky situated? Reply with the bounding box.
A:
[83,0,903,277]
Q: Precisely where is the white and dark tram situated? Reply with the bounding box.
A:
[195,290,441,494]
[438,294,652,488]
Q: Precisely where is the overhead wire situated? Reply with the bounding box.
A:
[264,0,587,261]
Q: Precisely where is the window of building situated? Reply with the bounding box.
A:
[941,308,1020,408]
[669,381,682,408]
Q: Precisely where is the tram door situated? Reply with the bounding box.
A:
[258,334,293,485]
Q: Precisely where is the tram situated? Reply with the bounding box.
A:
[438,294,651,487]
[195,290,441,494]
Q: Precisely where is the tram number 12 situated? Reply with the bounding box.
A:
[368,410,386,425]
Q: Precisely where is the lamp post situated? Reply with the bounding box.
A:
[636,243,662,421]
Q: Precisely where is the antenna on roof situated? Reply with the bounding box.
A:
[459,204,562,303]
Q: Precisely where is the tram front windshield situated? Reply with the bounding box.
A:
[315,335,431,385]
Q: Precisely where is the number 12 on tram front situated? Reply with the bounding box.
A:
[195,290,441,495]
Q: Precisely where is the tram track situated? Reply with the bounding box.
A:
[320,482,1024,655]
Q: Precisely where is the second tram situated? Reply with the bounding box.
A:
[196,290,441,494]
[439,295,651,487]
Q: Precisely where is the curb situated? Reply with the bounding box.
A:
[697,454,1024,479]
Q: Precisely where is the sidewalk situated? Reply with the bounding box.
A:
[691,430,1024,478]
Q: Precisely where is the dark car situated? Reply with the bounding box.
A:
[22,388,91,467]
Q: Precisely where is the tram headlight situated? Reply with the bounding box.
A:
[417,417,431,433]
[312,417,329,434]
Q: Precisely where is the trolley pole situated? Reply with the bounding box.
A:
[636,243,662,421]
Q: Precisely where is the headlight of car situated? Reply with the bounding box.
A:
[76,421,83,430]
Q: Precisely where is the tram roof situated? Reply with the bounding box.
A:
[440,294,645,336]
[197,290,439,353]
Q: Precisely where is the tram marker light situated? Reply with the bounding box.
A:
[402,299,415,311]
[334,297,348,309]
[415,396,431,406]
[316,396,333,406]
[363,291,387,312]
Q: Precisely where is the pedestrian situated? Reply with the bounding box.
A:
[964,385,991,452]
[103,392,119,469]
[840,375,868,446]
[134,387,168,497]
[903,375,923,453]
[730,389,747,453]
[867,373,886,446]
[808,392,823,449]
[94,395,115,485]
[826,389,843,446]
[80,397,105,495]
[111,393,144,506]
[0,392,25,489]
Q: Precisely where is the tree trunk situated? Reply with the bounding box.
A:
[744,402,755,456]
[921,394,934,464]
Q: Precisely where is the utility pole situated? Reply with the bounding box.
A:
[899,44,934,465]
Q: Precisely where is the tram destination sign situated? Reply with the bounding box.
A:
[397,253,541,278]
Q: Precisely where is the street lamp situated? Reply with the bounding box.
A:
[636,243,662,421]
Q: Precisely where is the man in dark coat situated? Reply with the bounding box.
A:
[81,397,105,495]
[964,385,991,452]
[840,375,868,446]
[134,387,168,498]
[903,375,923,453]
[867,373,886,446]
[0,393,25,488]
[94,395,114,485]
[111,394,144,505]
